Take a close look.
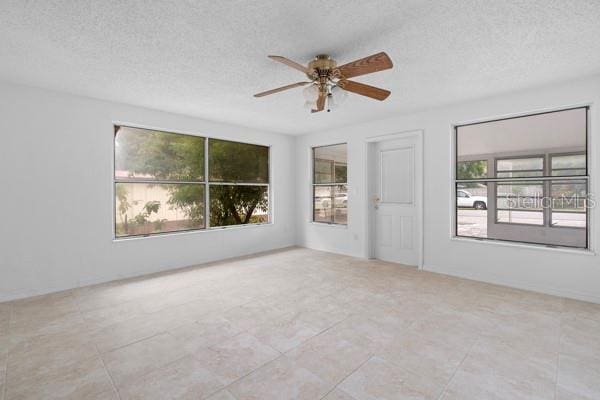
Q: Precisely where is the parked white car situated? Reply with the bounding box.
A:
[457,190,487,210]
[321,193,348,209]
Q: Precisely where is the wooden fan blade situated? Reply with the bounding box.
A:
[337,52,393,79]
[254,82,311,97]
[338,80,391,101]
[311,91,326,113]
[268,55,312,74]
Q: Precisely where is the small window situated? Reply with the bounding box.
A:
[496,157,544,178]
[455,107,589,249]
[312,144,347,225]
[551,153,586,176]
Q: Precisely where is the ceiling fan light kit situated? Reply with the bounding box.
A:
[254,52,393,113]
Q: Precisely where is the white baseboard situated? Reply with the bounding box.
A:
[0,244,296,303]
[423,263,600,304]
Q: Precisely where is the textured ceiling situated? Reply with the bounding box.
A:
[1,1,600,135]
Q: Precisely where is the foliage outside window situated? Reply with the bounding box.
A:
[313,144,348,225]
[114,126,269,238]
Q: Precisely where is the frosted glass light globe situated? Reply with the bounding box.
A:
[331,85,348,104]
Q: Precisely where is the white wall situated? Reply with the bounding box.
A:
[296,74,600,303]
[0,82,296,301]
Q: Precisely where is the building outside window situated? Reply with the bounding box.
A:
[455,107,589,249]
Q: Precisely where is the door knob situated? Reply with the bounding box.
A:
[373,196,380,210]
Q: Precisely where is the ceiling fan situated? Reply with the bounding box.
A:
[254,52,393,113]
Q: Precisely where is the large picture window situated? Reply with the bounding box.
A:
[455,107,589,249]
[114,126,269,238]
[312,144,348,225]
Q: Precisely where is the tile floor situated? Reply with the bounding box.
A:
[1,247,599,400]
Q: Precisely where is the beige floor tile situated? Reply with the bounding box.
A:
[91,302,202,352]
[249,311,322,353]
[9,290,78,324]
[102,332,190,388]
[557,353,600,400]
[0,354,5,400]
[0,305,10,338]
[193,332,280,385]
[322,388,358,400]
[4,248,600,399]
[555,386,596,400]
[316,315,396,353]
[375,333,469,382]
[80,299,147,330]
[441,339,557,400]
[228,355,332,400]
[169,314,245,354]
[120,355,226,400]
[291,301,353,332]
[562,299,600,323]
[205,389,237,400]
[338,356,446,400]
[221,300,290,332]
[560,316,600,359]
[286,334,371,386]
[5,355,113,400]
[9,309,89,343]
[7,331,99,385]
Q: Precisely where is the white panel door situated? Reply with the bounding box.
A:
[371,136,421,265]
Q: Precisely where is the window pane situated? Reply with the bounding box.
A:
[314,144,347,184]
[115,183,204,237]
[497,210,544,225]
[209,185,268,227]
[551,180,587,210]
[552,154,586,169]
[551,154,586,176]
[314,186,333,223]
[457,108,586,178]
[115,126,204,181]
[456,183,488,238]
[496,157,543,178]
[315,159,333,183]
[209,139,268,183]
[496,182,544,211]
[335,164,348,184]
[552,212,586,228]
[456,160,487,180]
[334,185,348,224]
[497,158,543,171]
[313,185,347,225]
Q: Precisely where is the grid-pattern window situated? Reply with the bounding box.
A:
[114,126,269,238]
[312,144,348,225]
[455,107,589,249]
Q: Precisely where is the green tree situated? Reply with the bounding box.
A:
[456,160,487,180]
[115,127,268,227]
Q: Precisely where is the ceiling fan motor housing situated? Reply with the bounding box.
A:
[308,55,337,79]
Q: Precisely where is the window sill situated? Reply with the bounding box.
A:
[450,236,596,256]
[113,222,274,242]
[308,221,348,229]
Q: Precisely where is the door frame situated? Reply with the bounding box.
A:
[365,130,424,268]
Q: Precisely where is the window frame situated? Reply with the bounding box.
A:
[311,143,348,226]
[452,106,590,250]
[113,124,271,239]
